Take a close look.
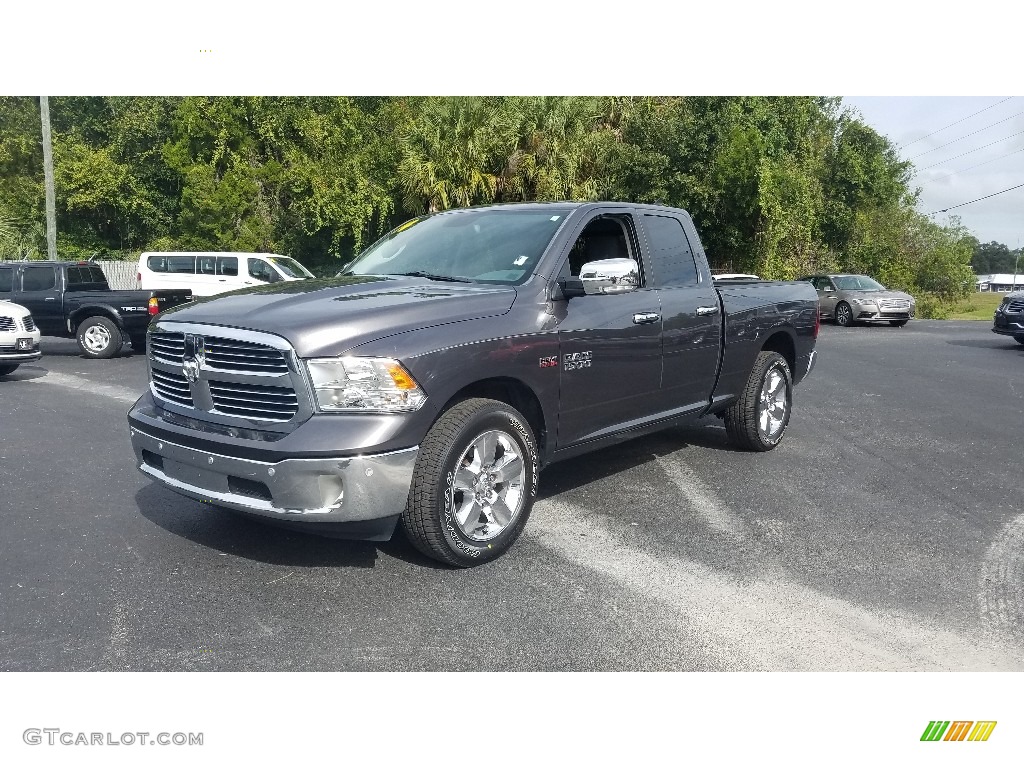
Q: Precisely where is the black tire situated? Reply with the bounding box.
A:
[834,301,853,327]
[129,333,147,352]
[0,363,19,376]
[724,351,793,452]
[76,315,123,359]
[402,397,539,567]
[889,319,909,327]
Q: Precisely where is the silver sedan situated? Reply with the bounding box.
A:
[799,274,916,327]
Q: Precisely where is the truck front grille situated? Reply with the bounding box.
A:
[21,315,36,332]
[1007,298,1024,313]
[150,332,185,364]
[208,380,299,421]
[147,323,307,429]
[0,316,15,332]
[204,338,289,374]
[152,368,194,406]
[150,332,289,374]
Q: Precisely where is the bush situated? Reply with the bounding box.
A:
[914,293,951,319]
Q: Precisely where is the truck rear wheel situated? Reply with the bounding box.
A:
[402,397,538,567]
[724,351,793,452]
[77,316,122,359]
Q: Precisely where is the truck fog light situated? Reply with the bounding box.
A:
[317,475,344,509]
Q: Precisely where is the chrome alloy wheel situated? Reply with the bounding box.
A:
[82,324,111,353]
[835,303,852,326]
[450,429,526,542]
[757,365,789,442]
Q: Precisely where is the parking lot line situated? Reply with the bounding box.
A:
[23,370,144,404]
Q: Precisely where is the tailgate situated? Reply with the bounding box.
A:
[150,290,193,311]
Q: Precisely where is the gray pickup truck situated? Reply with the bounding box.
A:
[127,202,818,566]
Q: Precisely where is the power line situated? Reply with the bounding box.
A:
[916,129,1024,172]
[928,181,1024,215]
[908,109,1024,160]
[925,146,1024,184]
[901,97,1013,149]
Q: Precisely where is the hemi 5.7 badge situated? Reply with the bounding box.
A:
[539,356,558,368]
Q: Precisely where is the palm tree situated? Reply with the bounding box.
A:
[396,98,498,214]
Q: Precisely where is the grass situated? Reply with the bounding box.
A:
[946,292,1006,321]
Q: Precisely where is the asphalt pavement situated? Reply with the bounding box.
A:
[1,321,1022,670]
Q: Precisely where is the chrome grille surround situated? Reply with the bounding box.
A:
[877,298,911,310]
[147,321,312,430]
[0,316,15,332]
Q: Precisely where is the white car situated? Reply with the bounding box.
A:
[137,251,314,297]
[0,299,42,376]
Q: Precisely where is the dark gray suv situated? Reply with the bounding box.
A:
[800,274,916,327]
[992,291,1024,344]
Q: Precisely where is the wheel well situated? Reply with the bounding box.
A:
[761,331,796,373]
[71,309,120,333]
[440,378,547,455]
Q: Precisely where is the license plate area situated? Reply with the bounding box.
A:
[15,338,33,351]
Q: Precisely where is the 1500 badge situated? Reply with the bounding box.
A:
[563,351,592,371]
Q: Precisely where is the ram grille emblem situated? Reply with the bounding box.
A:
[182,333,205,383]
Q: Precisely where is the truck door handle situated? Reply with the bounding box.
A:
[633,312,660,325]
[45,297,56,301]
[695,305,719,316]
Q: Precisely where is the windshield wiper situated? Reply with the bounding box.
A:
[393,271,473,283]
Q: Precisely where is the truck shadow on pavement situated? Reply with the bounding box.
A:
[945,337,1024,351]
[538,420,736,501]
[131,421,737,570]
[0,363,47,381]
[133,485,450,570]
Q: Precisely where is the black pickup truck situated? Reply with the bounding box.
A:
[0,261,191,358]
[127,202,818,566]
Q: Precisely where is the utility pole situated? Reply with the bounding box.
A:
[39,96,57,260]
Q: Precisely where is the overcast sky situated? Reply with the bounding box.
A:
[842,97,1024,249]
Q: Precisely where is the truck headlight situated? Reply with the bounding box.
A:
[305,357,426,412]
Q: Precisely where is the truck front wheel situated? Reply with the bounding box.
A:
[402,398,538,567]
[76,316,123,359]
[724,351,793,452]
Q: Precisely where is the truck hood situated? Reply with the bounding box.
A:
[156,276,518,357]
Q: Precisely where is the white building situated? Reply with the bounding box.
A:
[976,273,1023,292]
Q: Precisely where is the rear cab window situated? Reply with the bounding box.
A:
[639,214,700,288]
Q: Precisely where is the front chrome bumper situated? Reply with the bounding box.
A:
[130,426,418,523]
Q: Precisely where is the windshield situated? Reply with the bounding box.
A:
[343,208,572,284]
[268,256,314,279]
[834,275,885,291]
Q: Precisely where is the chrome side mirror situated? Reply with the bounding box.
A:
[579,258,639,296]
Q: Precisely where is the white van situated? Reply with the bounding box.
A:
[137,252,314,297]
